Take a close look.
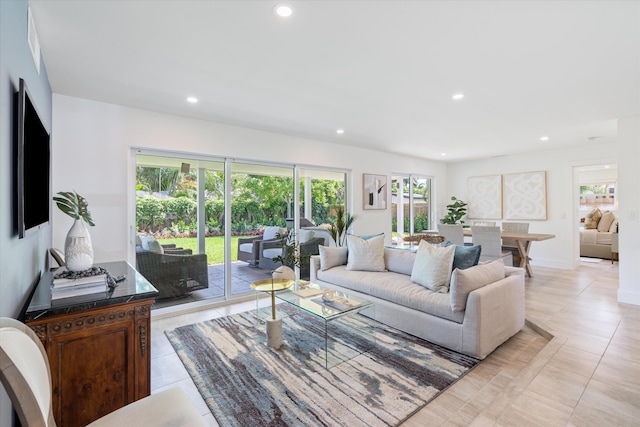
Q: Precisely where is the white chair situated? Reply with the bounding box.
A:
[472,221,496,226]
[471,225,513,266]
[502,222,529,265]
[437,223,465,246]
[0,317,206,427]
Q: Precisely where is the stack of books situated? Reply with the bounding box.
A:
[51,268,108,300]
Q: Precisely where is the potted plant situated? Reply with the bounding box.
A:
[328,206,357,247]
[440,196,467,225]
[272,231,311,270]
[53,191,95,271]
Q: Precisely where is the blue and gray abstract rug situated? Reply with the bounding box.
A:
[166,305,478,427]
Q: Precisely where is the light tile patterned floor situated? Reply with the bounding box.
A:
[150,260,640,426]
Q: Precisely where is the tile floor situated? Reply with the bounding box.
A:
[150,260,640,426]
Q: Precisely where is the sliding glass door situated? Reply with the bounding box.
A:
[134,150,349,308]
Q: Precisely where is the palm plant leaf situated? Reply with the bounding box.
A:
[53,191,95,226]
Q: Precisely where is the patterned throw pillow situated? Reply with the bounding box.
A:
[584,208,602,229]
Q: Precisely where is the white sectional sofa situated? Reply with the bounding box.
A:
[310,247,525,359]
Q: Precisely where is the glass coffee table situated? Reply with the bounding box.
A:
[275,282,376,369]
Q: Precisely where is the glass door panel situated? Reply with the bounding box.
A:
[231,162,293,293]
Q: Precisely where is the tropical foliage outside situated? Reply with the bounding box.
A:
[136,166,346,262]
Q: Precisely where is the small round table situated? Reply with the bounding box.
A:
[251,278,294,320]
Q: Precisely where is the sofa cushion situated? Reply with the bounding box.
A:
[410,240,455,293]
[584,208,602,229]
[238,243,254,254]
[450,258,505,312]
[297,229,315,243]
[346,234,386,272]
[263,226,282,240]
[609,218,618,233]
[384,248,416,276]
[146,239,164,254]
[318,246,348,271]
[444,242,482,270]
[317,266,464,323]
[597,211,615,232]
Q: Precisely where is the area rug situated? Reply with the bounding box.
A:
[165,305,479,427]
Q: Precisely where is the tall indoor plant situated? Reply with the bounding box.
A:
[53,191,95,271]
[328,206,357,247]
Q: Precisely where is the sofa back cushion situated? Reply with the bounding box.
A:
[410,241,455,293]
[346,234,386,272]
[450,258,505,312]
[597,211,616,232]
[384,248,416,275]
[263,226,282,240]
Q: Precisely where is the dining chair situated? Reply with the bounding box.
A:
[437,223,465,246]
[472,221,496,226]
[0,317,207,427]
[502,222,530,265]
[471,225,513,266]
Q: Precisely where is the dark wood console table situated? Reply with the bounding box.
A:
[23,261,159,427]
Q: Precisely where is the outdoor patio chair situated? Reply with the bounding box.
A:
[136,249,208,300]
[237,226,283,266]
[258,236,324,280]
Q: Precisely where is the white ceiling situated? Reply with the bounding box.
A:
[29,0,639,162]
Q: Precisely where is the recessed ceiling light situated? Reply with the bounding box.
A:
[336,129,345,135]
[452,93,464,100]
[441,152,447,156]
[274,4,293,17]
[186,97,198,103]
[540,136,549,141]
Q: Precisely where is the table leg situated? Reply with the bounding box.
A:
[515,240,534,277]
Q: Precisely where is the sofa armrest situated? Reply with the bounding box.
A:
[310,255,321,281]
[462,268,525,359]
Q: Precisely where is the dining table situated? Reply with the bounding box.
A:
[463,229,556,277]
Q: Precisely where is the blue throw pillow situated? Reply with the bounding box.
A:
[444,241,481,270]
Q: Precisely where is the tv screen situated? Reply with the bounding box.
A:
[16,78,51,238]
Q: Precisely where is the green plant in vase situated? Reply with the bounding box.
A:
[440,196,467,225]
[328,206,357,247]
[53,191,95,271]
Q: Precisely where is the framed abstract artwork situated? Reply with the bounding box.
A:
[503,171,547,220]
[363,173,387,210]
[467,175,502,219]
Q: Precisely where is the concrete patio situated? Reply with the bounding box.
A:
[151,261,273,310]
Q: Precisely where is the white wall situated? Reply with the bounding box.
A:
[51,94,448,264]
[618,115,640,305]
[446,142,619,271]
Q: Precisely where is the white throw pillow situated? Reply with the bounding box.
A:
[410,240,455,293]
[450,258,505,312]
[263,226,282,240]
[297,229,315,243]
[145,239,164,254]
[318,246,348,271]
[346,234,386,272]
[609,218,618,233]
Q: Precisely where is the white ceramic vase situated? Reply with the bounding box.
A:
[64,219,94,272]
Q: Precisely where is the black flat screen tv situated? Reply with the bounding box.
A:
[16,77,51,238]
